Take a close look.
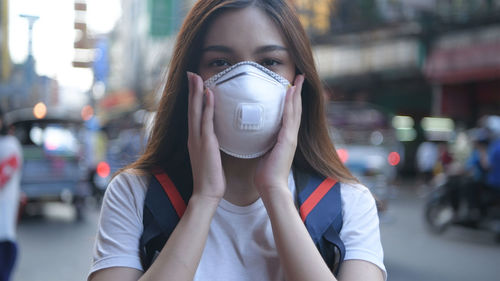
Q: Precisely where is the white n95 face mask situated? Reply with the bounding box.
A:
[204,61,291,159]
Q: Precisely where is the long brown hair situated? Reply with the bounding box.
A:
[127,0,356,183]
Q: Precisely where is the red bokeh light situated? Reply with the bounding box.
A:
[81,105,94,121]
[336,148,349,163]
[388,152,400,166]
[97,161,111,178]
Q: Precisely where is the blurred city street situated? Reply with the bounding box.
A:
[2,0,500,281]
[10,181,500,281]
[12,202,100,281]
[381,183,500,281]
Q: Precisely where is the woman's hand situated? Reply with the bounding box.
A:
[187,72,226,201]
[254,75,304,197]
[253,75,338,281]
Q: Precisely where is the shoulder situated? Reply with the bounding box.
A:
[90,169,150,276]
[338,181,380,236]
[104,169,150,211]
[337,181,379,235]
[108,169,150,192]
[95,169,151,251]
[0,135,22,151]
[339,181,376,210]
[111,169,150,186]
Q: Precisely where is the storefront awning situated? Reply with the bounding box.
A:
[99,90,136,110]
[97,89,138,122]
[424,41,500,84]
[314,39,420,79]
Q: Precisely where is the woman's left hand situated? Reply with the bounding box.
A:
[254,74,304,197]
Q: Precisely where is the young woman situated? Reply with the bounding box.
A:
[88,1,386,281]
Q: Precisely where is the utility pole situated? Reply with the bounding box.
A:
[19,14,39,87]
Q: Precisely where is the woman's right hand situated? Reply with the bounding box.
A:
[187,72,226,201]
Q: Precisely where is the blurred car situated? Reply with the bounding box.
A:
[327,102,404,211]
[5,108,90,220]
[88,110,151,200]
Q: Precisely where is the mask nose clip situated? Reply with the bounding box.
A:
[236,103,263,131]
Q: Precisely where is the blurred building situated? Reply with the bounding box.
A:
[0,1,59,115]
[294,0,500,174]
[296,0,500,123]
[424,25,500,125]
[96,0,196,124]
[94,0,500,175]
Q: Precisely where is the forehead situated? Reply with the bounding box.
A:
[203,7,286,48]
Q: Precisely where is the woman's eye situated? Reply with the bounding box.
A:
[209,59,230,67]
[261,59,281,67]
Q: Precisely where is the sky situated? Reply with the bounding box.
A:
[8,0,121,91]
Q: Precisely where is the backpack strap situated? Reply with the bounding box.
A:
[140,169,190,270]
[141,169,345,274]
[294,169,346,274]
[154,172,186,217]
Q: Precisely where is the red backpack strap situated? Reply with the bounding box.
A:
[299,177,337,222]
[153,172,186,218]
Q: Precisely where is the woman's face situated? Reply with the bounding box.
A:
[198,7,296,83]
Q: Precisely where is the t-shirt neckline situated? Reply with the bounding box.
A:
[217,171,296,215]
[218,197,264,214]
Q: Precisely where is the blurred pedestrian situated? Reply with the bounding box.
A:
[462,127,500,218]
[415,140,438,187]
[466,129,490,183]
[0,108,23,281]
[89,1,386,281]
[435,141,453,174]
[486,137,500,192]
[480,116,500,208]
[461,128,491,218]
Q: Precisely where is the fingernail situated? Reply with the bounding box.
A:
[187,71,193,81]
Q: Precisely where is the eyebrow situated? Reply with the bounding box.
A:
[254,45,288,54]
[202,45,233,53]
[201,44,288,54]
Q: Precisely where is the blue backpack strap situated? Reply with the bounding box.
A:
[141,168,344,274]
[294,169,345,275]
[140,169,191,270]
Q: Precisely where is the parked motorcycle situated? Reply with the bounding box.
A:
[424,174,500,242]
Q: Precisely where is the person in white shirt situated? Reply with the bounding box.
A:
[0,108,23,281]
[89,1,386,281]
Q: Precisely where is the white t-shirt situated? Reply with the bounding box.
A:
[89,170,386,280]
[0,135,23,242]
